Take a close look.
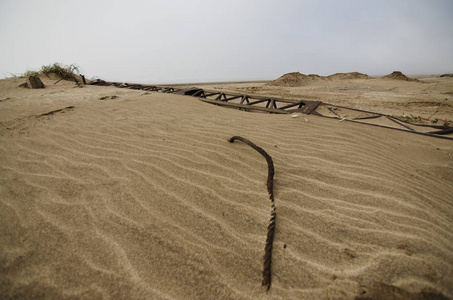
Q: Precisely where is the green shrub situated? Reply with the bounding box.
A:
[23,70,41,77]
[440,74,453,77]
[22,63,79,80]
[40,63,79,79]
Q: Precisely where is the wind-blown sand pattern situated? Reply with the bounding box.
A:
[1,76,453,299]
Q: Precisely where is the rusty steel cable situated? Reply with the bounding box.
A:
[228,136,276,291]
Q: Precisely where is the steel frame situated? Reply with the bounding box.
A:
[89,79,452,139]
[90,80,321,114]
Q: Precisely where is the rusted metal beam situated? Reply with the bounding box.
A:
[291,101,321,114]
[203,92,221,98]
[266,99,277,109]
[215,93,226,100]
[353,115,382,120]
[192,89,205,97]
[222,95,242,102]
[89,80,321,115]
[240,96,250,105]
[198,98,288,114]
[143,86,159,91]
[247,99,269,106]
[386,116,415,131]
[88,79,452,139]
[278,102,303,110]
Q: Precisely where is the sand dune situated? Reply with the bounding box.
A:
[1,76,453,299]
[202,75,453,123]
[266,72,374,87]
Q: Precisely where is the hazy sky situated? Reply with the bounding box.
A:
[1,0,452,83]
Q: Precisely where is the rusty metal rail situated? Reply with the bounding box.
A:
[174,88,321,114]
[89,79,452,139]
[319,104,453,139]
[89,79,321,114]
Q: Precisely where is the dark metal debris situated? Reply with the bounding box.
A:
[228,136,276,291]
[89,79,452,139]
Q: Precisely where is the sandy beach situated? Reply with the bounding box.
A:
[1,74,453,299]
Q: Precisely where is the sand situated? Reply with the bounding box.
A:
[1,75,453,299]
[267,72,326,87]
[382,71,419,82]
[199,74,453,123]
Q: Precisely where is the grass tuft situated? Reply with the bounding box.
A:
[23,70,41,77]
[22,63,80,80]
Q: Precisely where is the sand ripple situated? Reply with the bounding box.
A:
[1,83,452,299]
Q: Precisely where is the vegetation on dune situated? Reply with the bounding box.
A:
[23,63,80,80]
[22,70,41,77]
[440,74,453,77]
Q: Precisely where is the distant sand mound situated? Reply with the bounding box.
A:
[327,72,372,80]
[382,71,418,81]
[268,71,373,86]
[267,72,323,87]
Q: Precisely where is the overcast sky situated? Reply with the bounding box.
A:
[1,0,452,83]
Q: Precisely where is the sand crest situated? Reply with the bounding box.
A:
[382,71,419,82]
[267,72,372,87]
[1,75,452,299]
[326,72,372,80]
[267,72,325,87]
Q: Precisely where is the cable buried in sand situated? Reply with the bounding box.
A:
[228,136,276,291]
